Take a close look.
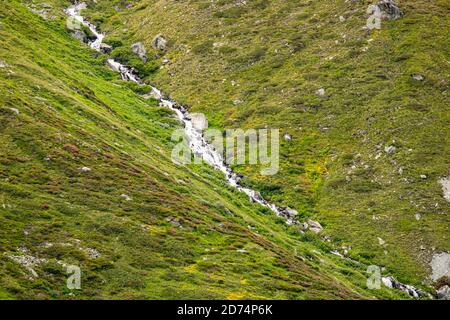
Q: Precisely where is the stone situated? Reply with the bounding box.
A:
[82,247,101,259]
[384,145,397,155]
[411,73,424,81]
[414,213,421,221]
[284,133,292,141]
[152,34,167,51]
[436,285,450,300]
[71,30,86,42]
[120,194,132,201]
[9,108,19,115]
[7,253,46,278]
[376,0,404,20]
[190,113,208,131]
[316,88,325,96]
[430,252,450,282]
[438,177,450,203]
[99,43,113,54]
[80,167,92,173]
[307,220,323,233]
[131,42,147,62]
[282,207,298,219]
[378,237,386,245]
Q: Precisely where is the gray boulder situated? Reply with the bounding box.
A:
[280,207,298,219]
[437,285,450,300]
[411,73,424,81]
[99,43,113,54]
[71,30,86,42]
[438,177,450,203]
[152,34,168,51]
[131,42,147,62]
[384,145,397,155]
[377,0,404,20]
[307,220,323,233]
[430,252,450,282]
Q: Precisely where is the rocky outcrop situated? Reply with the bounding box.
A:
[131,42,147,62]
[190,113,208,131]
[366,0,403,30]
[430,252,450,282]
[152,34,168,51]
[69,27,96,44]
[99,43,113,54]
[384,145,397,155]
[376,0,404,20]
[279,207,298,220]
[307,220,323,233]
[6,249,46,278]
[70,29,86,42]
[438,177,450,203]
[316,88,325,96]
[436,285,450,300]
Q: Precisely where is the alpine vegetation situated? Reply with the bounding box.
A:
[0,0,448,304]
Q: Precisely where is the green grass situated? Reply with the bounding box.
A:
[0,0,419,299]
[76,0,450,289]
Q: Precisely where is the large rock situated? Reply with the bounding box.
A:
[70,27,96,44]
[99,43,113,54]
[190,113,208,131]
[307,220,323,233]
[438,177,450,203]
[71,30,86,42]
[279,207,298,219]
[376,0,404,20]
[430,252,450,282]
[152,34,168,51]
[436,285,450,300]
[384,145,397,155]
[130,42,147,62]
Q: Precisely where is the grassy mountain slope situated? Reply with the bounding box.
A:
[0,0,417,299]
[78,0,450,287]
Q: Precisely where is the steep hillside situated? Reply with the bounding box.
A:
[76,0,449,287]
[0,0,420,299]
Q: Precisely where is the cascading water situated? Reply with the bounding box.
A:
[65,2,299,225]
[63,2,430,299]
